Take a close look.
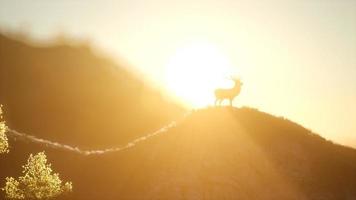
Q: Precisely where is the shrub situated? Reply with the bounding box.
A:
[0,105,9,154]
[2,152,72,199]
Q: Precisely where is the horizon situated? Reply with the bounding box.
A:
[0,0,355,148]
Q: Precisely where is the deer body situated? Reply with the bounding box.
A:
[214,78,242,106]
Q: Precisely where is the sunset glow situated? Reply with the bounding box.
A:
[165,41,235,108]
[1,1,356,199]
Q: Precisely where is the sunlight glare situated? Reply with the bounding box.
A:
[165,41,235,108]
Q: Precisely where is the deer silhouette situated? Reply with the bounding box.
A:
[214,77,243,106]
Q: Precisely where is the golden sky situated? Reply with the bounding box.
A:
[0,0,355,147]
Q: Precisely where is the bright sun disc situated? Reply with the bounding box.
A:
[165,41,235,108]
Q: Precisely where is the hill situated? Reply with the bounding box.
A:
[1,107,356,200]
[0,33,183,148]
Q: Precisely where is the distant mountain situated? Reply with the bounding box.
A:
[0,33,183,148]
[1,107,356,200]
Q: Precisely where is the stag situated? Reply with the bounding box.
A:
[214,77,243,106]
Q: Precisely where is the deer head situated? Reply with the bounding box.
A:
[229,76,243,88]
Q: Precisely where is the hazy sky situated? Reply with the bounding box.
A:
[1,0,355,147]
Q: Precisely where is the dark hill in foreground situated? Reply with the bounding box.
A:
[1,107,356,200]
[0,33,183,148]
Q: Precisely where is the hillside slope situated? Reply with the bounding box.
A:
[0,33,183,148]
[1,107,356,200]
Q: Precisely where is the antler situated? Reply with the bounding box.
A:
[228,75,240,81]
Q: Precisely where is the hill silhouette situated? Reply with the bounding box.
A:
[0,33,183,148]
[1,107,356,200]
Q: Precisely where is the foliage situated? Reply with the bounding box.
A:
[2,152,73,199]
[0,105,9,154]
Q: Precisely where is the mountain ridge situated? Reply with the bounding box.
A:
[0,33,184,148]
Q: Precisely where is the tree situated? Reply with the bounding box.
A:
[2,152,73,199]
[0,105,9,154]
[1,104,73,199]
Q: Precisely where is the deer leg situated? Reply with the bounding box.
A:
[229,99,233,107]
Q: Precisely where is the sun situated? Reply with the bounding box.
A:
[165,41,235,108]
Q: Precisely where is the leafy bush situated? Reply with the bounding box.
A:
[2,152,72,199]
[0,105,9,154]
